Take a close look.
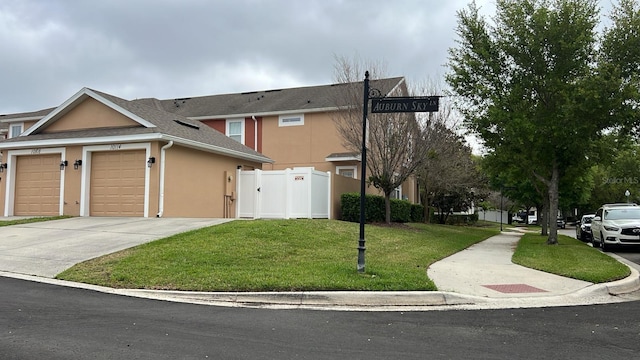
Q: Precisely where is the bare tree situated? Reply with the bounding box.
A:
[331,55,429,223]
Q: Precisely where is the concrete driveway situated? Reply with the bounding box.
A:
[0,217,234,278]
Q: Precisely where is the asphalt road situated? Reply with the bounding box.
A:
[2,276,640,360]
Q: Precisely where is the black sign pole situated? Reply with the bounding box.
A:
[357,71,369,273]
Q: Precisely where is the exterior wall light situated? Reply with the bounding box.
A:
[60,160,68,171]
[73,159,82,170]
[0,163,6,173]
[147,157,156,168]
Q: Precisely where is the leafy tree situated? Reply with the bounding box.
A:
[417,120,483,224]
[447,0,637,244]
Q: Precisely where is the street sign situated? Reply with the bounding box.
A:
[371,96,439,113]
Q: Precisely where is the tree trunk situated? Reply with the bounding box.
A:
[385,193,392,224]
[421,183,431,224]
[546,163,560,245]
[539,203,547,235]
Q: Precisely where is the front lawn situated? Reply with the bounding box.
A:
[57,219,499,291]
[512,233,630,283]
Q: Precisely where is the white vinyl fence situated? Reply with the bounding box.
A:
[236,167,331,219]
[476,209,509,223]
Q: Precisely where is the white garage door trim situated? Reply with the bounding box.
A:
[80,143,152,217]
[3,147,66,216]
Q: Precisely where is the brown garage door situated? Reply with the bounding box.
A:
[90,150,146,216]
[14,154,61,216]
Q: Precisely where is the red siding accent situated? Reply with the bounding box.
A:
[245,118,255,150]
[201,119,226,134]
[201,117,262,152]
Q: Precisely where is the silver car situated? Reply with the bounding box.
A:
[575,214,595,242]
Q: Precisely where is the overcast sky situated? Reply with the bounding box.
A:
[0,0,615,115]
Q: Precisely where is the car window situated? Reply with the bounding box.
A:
[604,208,640,220]
[583,217,593,224]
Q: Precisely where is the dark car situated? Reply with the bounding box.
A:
[576,214,595,242]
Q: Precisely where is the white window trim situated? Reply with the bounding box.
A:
[336,165,357,179]
[278,114,304,127]
[226,118,245,144]
[9,122,24,139]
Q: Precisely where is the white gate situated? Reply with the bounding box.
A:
[236,167,331,219]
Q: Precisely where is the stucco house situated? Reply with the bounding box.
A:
[142,76,419,203]
[0,88,271,218]
[0,77,419,218]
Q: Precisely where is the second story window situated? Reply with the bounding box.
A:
[226,119,244,144]
[279,114,304,127]
[9,123,23,139]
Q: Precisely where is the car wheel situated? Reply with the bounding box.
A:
[592,236,600,248]
[601,233,609,252]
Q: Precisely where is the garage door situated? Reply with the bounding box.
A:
[90,150,146,216]
[14,154,61,216]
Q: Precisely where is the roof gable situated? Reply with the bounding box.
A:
[39,97,142,133]
[23,88,156,136]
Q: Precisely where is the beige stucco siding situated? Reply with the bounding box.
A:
[260,112,345,173]
[41,98,141,133]
[161,145,261,218]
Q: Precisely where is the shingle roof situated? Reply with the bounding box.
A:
[146,77,406,118]
[0,107,57,121]
[0,77,407,162]
[0,88,272,163]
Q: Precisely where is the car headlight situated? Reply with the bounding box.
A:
[604,225,620,232]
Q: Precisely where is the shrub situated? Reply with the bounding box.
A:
[410,204,425,222]
[340,193,415,223]
[430,212,479,225]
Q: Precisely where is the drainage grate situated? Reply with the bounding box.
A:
[482,284,548,293]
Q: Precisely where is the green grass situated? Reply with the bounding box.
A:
[57,219,499,291]
[0,216,71,227]
[512,233,631,283]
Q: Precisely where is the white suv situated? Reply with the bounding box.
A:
[591,203,640,251]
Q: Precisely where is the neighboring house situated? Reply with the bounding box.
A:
[0,77,420,219]
[0,88,271,218]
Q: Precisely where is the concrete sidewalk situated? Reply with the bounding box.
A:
[428,231,592,298]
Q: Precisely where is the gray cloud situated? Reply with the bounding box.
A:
[0,0,611,114]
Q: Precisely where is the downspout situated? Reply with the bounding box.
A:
[156,140,174,217]
[251,116,258,151]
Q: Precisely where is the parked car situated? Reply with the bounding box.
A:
[575,214,595,242]
[556,217,566,229]
[591,203,640,251]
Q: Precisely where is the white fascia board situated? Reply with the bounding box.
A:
[186,106,340,121]
[0,132,272,164]
[386,77,407,96]
[160,135,273,164]
[324,155,361,162]
[0,133,163,150]
[22,88,156,136]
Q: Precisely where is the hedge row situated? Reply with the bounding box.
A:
[429,212,479,225]
[340,193,424,223]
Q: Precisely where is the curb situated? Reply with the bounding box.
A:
[2,264,639,312]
